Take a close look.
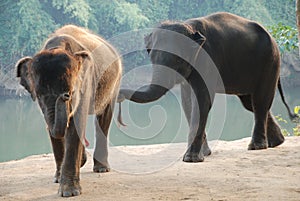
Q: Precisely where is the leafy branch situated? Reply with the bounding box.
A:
[276,106,300,136]
[268,23,298,53]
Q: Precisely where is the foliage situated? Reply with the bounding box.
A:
[293,106,300,136]
[203,0,273,24]
[87,0,149,37]
[114,1,149,29]
[293,125,300,136]
[51,0,91,27]
[260,0,295,26]
[0,0,298,88]
[268,23,298,53]
[275,114,290,136]
[276,106,300,136]
[0,1,56,64]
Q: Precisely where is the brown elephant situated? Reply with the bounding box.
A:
[16,25,122,197]
[118,12,297,162]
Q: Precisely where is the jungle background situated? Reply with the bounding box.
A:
[0,0,299,91]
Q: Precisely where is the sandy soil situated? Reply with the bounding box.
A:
[0,137,300,201]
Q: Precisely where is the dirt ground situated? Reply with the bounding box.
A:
[0,137,300,201]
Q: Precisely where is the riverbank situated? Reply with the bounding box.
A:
[0,137,300,200]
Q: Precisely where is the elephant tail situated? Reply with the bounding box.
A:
[277,78,299,122]
[117,102,127,127]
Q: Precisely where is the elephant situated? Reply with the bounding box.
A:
[118,12,297,163]
[16,25,122,197]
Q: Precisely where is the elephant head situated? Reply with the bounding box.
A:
[118,21,206,103]
[16,47,90,139]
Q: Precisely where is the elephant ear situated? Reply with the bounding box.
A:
[64,42,74,54]
[192,31,206,47]
[16,57,36,101]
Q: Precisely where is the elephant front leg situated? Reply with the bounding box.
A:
[184,125,211,162]
[180,82,211,159]
[49,134,64,183]
[183,84,213,162]
[58,121,84,197]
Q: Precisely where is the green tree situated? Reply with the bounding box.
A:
[132,0,173,24]
[268,23,298,53]
[88,0,148,37]
[0,1,56,70]
[51,0,91,27]
[0,0,298,81]
[202,0,272,24]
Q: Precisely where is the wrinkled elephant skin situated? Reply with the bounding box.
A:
[118,12,297,163]
[16,25,122,197]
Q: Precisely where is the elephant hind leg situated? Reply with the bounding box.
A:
[266,113,284,147]
[238,95,284,148]
[93,103,113,173]
[248,95,269,150]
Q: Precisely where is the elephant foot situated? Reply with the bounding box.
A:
[93,165,110,173]
[93,161,110,173]
[268,133,284,148]
[267,122,285,148]
[58,178,81,197]
[93,158,110,173]
[183,151,204,162]
[248,140,268,150]
[183,146,204,162]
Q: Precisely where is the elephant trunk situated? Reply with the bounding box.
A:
[119,84,168,103]
[51,93,70,139]
[118,65,177,103]
[116,84,169,127]
[116,65,177,126]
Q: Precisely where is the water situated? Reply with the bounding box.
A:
[0,86,299,162]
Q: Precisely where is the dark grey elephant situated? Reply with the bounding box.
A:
[16,25,122,197]
[118,12,297,162]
